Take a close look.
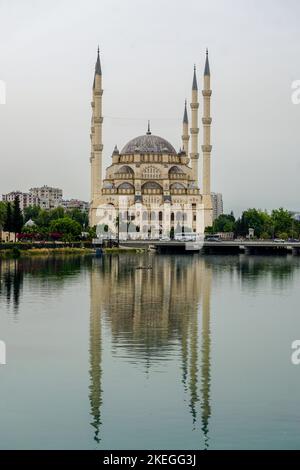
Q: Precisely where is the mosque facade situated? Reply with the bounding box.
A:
[89,49,213,237]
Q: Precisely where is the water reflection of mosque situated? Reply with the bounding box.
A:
[89,255,212,448]
[1,255,296,448]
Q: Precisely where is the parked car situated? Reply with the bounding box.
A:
[273,238,286,243]
[205,236,221,242]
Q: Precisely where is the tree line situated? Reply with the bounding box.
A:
[0,196,93,241]
[207,208,300,240]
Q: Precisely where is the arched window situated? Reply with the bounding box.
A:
[142,182,163,194]
[169,166,183,175]
[170,182,186,190]
[176,211,184,222]
[118,182,135,190]
[142,166,161,179]
[117,165,134,175]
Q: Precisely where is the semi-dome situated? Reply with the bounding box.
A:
[121,134,177,155]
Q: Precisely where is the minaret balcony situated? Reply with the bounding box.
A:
[93,144,103,151]
[202,118,212,125]
[202,145,212,152]
[202,90,212,97]
[94,117,103,124]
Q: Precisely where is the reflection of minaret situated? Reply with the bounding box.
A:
[89,260,103,443]
[91,254,212,445]
[186,257,203,426]
[188,302,199,425]
[200,266,211,449]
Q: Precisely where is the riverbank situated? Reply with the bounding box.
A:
[0,247,94,258]
[0,246,147,258]
[104,247,147,254]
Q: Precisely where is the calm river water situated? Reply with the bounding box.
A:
[0,253,300,449]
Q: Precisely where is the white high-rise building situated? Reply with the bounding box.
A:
[211,192,223,221]
[2,191,39,211]
[29,185,63,210]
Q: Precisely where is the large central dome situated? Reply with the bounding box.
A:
[121,133,177,155]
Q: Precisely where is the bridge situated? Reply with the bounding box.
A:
[117,240,300,255]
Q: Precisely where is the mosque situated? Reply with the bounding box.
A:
[89,48,213,237]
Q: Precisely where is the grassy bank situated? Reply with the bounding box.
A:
[0,246,147,258]
[103,247,147,254]
[0,247,94,258]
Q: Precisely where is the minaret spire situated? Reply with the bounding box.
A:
[204,48,210,76]
[192,64,198,90]
[202,49,213,227]
[183,99,188,123]
[90,47,104,226]
[95,46,102,75]
[182,100,190,156]
[190,65,199,184]
[146,120,151,135]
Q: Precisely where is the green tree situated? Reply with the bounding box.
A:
[12,196,24,237]
[271,208,293,237]
[68,208,89,228]
[49,207,65,221]
[212,214,236,233]
[36,209,51,228]
[204,225,214,234]
[0,201,7,230]
[4,202,13,234]
[87,226,96,240]
[236,209,272,238]
[23,205,41,223]
[49,217,82,240]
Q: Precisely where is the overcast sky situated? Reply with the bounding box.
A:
[0,0,299,214]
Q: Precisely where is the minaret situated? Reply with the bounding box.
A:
[182,100,189,156]
[190,66,199,184]
[202,49,213,228]
[90,47,103,226]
